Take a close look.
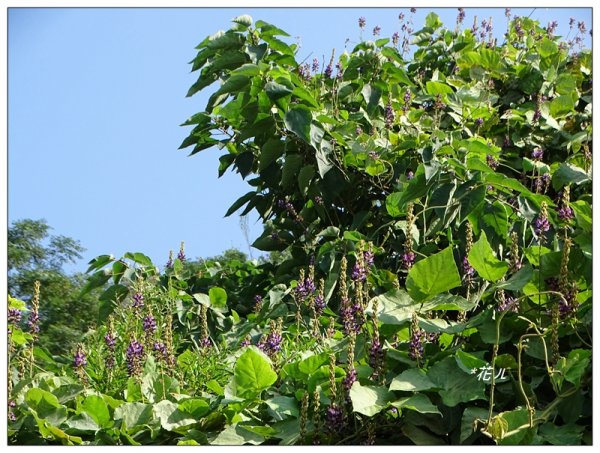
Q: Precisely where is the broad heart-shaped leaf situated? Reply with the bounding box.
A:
[284,106,312,144]
[406,247,461,302]
[391,393,441,415]
[178,398,211,419]
[209,286,227,309]
[26,388,68,427]
[80,394,111,428]
[211,424,265,445]
[114,402,154,431]
[349,382,394,416]
[426,357,486,407]
[553,348,592,390]
[467,230,508,282]
[551,163,590,190]
[389,368,436,392]
[233,346,277,398]
[153,400,196,432]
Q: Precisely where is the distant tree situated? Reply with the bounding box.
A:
[8,219,100,355]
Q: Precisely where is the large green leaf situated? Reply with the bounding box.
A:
[80,394,111,428]
[284,106,312,144]
[406,247,461,302]
[467,230,508,282]
[26,388,68,427]
[426,357,486,407]
[114,402,154,431]
[391,393,441,415]
[389,368,436,392]
[233,346,277,398]
[212,424,265,445]
[209,287,228,309]
[153,400,196,432]
[349,382,394,416]
[552,163,591,189]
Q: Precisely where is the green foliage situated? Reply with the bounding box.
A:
[9,11,592,446]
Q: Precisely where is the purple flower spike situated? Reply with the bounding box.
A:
[358,17,366,29]
[401,251,416,269]
[73,349,87,368]
[497,296,519,313]
[143,314,157,334]
[132,292,144,310]
[534,214,550,236]
[531,148,544,160]
[8,308,22,325]
[462,256,475,277]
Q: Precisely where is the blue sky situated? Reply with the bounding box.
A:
[7,7,592,273]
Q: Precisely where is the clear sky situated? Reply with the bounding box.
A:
[7,6,592,273]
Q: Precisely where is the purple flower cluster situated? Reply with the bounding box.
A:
[475,117,484,128]
[409,329,425,361]
[457,8,466,25]
[351,262,368,282]
[73,348,87,368]
[314,294,326,316]
[369,337,384,370]
[462,256,475,277]
[298,63,312,82]
[27,312,40,334]
[534,213,551,236]
[342,367,357,391]
[514,20,524,38]
[324,63,333,78]
[177,247,186,262]
[401,251,416,269]
[143,314,157,334]
[373,25,381,36]
[126,340,144,376]
[295,276,316,302]
[497,296,519,313]
[340,298,358,335]
[326,404,344,432]
[153,341,168,361]
[8,401,17,422]
[240,336,251,347]
[104,332,116,350]
[559,283,578,317]
[355,126,363,135]
[200,336,211,348]
[392,32,400,46]
[486,154,499,170]
[384,101,394,128]
[358,17,366,29]
[402,89,412,113]
[407,170,414,180]
[8,308,21,325]
[132,292,144,310]
[314,195,324,205]
[558,205,574,221]
[166,251,174,269]
[531,147,544,160]
[547,20,558,38]
[312,58,319,73]
[364,250,374,267]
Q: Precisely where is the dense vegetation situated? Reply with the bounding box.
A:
[8,10,592,445]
